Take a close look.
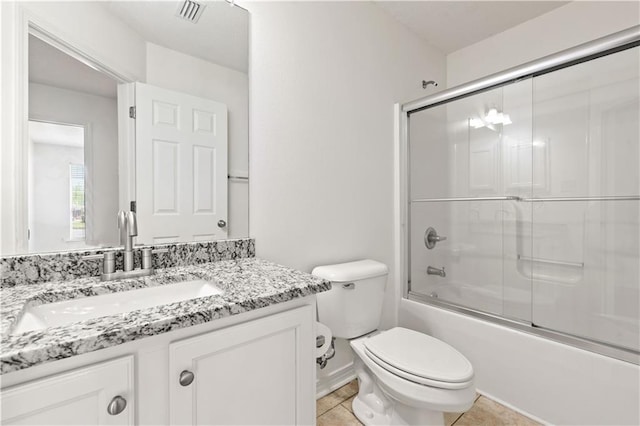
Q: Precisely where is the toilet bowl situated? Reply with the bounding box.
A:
[350,327,475,425]
[313,260,476,425]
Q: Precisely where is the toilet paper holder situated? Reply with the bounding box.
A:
[317,335,326,348]
[316,336,336,369]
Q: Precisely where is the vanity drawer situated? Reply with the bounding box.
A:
[1,356,134,425]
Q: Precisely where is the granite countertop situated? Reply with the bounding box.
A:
[0,258,331,375]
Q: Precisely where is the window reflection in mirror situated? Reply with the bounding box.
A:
[28,121,91,252]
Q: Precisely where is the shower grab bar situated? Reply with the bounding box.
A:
[412,196,521,203]
[517,255,584,268]
[519,195,640,202]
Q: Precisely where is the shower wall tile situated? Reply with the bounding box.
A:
[0,238,255,287]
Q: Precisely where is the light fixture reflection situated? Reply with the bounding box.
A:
[469,108,512,129]
[469,118,485,129]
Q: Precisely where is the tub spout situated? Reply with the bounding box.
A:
[427,266,446,277]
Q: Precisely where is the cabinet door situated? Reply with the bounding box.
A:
[1,356,134,425]
[170,305,314,425]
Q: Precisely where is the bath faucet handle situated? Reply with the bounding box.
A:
[424,227,447,249]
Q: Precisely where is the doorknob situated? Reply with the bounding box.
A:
[217,220,227,228]
[424,227,447,249]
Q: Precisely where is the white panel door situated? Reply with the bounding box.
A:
[135,82,228,244]
[1,356,134,425]
[169,306,315,425]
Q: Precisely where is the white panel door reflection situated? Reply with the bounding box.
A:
[135,82,228,244]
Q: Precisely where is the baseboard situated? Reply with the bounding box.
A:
[315,361,356,399]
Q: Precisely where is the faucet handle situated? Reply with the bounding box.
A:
[141,248,153,270]
[103,252,116,274]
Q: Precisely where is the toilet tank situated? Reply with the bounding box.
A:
[313,260,388,339]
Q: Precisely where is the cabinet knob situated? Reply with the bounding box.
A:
[107,395,127,416]
[179,370,195,386]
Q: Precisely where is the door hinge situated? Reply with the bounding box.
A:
[130,201,137,213]
[129,106,136,119]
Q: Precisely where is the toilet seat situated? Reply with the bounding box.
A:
[363,327,473,390]
[351,335,476,414]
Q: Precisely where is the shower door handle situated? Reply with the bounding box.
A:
[424,227,447,249]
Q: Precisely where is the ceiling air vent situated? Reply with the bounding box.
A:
[176,0,206,23]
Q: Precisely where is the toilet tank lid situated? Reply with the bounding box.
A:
[312,259,388,282]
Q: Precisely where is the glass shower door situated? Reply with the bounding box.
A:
[408,80,533,321]
[529,46,640,351]
[406,35,639,359]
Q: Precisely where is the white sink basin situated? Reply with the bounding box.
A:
[13,279,223,334]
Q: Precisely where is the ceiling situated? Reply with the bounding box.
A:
[105,1,565,72]
[28,1,570,98]
[375,1,570,54]
[106,0,249,73]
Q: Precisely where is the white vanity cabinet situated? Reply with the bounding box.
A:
[1,299,317,425]
[0,356,134,425]
[169,306,315,425]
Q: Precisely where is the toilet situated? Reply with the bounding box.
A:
[313,260,476,426]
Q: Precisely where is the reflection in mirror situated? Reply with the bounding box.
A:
[29,34,120,253]
[1,1,249,256]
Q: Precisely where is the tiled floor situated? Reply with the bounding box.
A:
[316,380,541,426]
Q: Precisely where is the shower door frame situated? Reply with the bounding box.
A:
[396,25,640,365]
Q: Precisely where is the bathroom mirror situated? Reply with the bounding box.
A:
[1,0,249,256]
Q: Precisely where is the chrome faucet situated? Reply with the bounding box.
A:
[96,210,155,281]
[81,210,161,281]
[118,210,138,272]
[427,266,446,277]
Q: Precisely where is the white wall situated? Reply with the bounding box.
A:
[447,1,640,87]
[29,83,120,248]
[145,42,249,238]
[246,1,445,391]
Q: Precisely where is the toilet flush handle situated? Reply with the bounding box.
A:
[342,283,355,290]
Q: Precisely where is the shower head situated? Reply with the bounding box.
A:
[422,80,438,89]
